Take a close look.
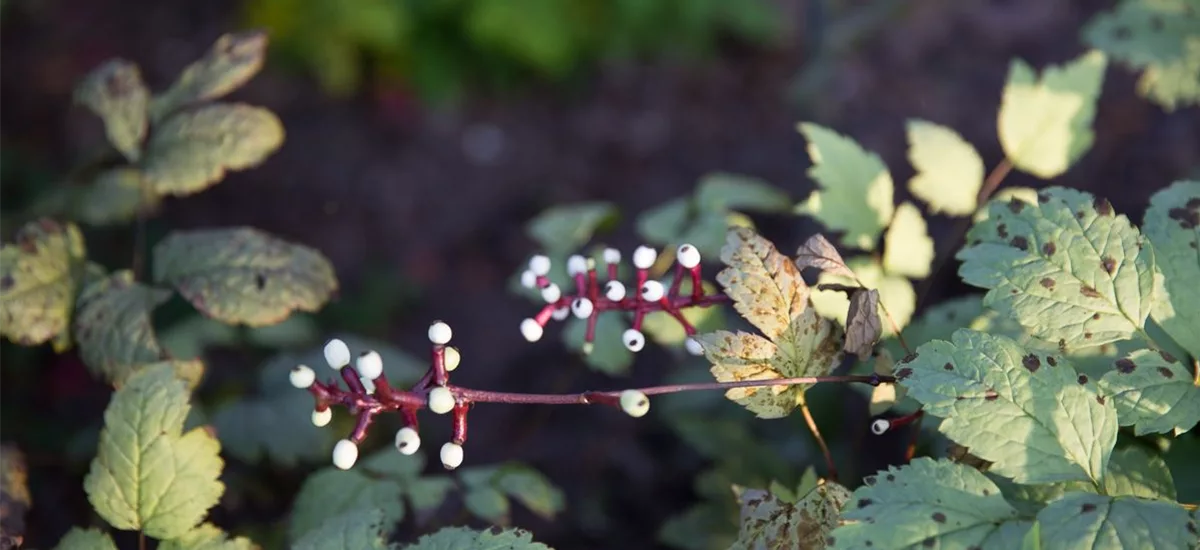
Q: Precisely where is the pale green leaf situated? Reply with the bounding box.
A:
[74,167,155,226]
[997,51,1107,178]
[829,458,1027,550]
[957,187,1157,350]
[1103,444,1177,500]
[795,123,895,250]
[0,219,88,346]
[896,329,1118,484]
[142,103,284,197]
[53,527,118,550]
[905,119,985,216]
[973,186,1041,223]
[882,201,935,278]
[74,59,149,161]
[1032,492,1194,549]
[293,509,391,550]
[73,270,171,385]
[151,31,269,121]
[406,476,456,514]
[1136,39,1200,110]
[1098,348,1200,435]
[402,526,552,550]
[526,201,617,255]
[1082,0,1200,111]
[695,172,790,212]
[731,481,849,550]
[83,364,224,539]
[158,523,257,550]
[152,227,338,327]
[811,258,915,338]
[563,313,633,375]
[1144,180,1200,360]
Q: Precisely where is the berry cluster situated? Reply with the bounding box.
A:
[517,243,727,355]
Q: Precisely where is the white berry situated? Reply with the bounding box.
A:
[551,307,570,321]
[311,407,332,427]
[685,337,705,356]
[541,283,561,303]
[603,247,621,264]
[604,280,626,301]
[428,386,456,414]
[332,439,359,470]
[620,389,650,417]
[520,269,537,289]
[440,442,464,470]
[623,328,646,352]
[394,427,421,455]
[566,254,588,276]
[428,321,453,345]
[640,280,665,301]
[360,376,376,395]
[520,318,544,342]
[355,350,383,380]
[870,419,891,435]
[571,297,594,318]
[444,346,461,371]
[676,244,701,268]
[632,245,658,269]
[289,365,315,389]
[528,254,551,276]
[323,338,351,369]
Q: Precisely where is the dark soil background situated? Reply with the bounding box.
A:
[2,0,1197,548]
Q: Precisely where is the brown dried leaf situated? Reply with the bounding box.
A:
[731,480,851,550]
[795,233,856,278]
[0,445,30,549]
[845,288,882,358]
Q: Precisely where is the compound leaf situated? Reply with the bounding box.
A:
[159,523,256,550]
[1032,492,1194,550]
[731,481,849,550]
[957,187,1157,350]
[829,458,1026,550]
[997,51,1107,178]
[74,59,149,162]
[882,201,935,279]
[526,201,617,255]
[794,233,855,278]
[1082,0,1200,111]
[811,258,916,338]
[695,172,790,212]
[142,103,284,197]
[402,526,552,550]
[1102,445,1177,500]
[293,509,391,550]
[905,119,985,216]
[845,288,882,358]
[84,364,224,539]
[0,219,88,346]
[897,329,1118,485]
[1144,180,1200,360]
[73,270,171,386]
[795,123,894,251]
[152,31,269,121]
[153,227,338,327]
[1098,348,1200,436]
[53,527,118,550]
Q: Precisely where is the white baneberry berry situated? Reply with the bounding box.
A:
[528,254,551,276]
[632,245,658,269]
[428,320,453,345]
[571,297,594,318]
[684,337,705,356]
[323,338,351,369]
[394,427,421,455]
[311,407,333,427]
[603,247,621,264]
[604,280,626,301]
[332,439,359,470]
[622,328,646,352]
[551,307,570,321]
[289,365,315,389]
[870,419,891,435]
[540,283,561,303]
[444,346,461,371]
[620,389,650,417]
[355,350,383,380]
[360,376,376,395]
[428,386,456,414]
[520,318,544,342]
[566,254,588,276]
[520,269,537,289]
[676,244,701,268]
[640,280,665,301]
[440,442,464,469]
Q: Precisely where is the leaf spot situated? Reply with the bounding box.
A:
[1040,277,1055,289]
[931,512,946,523]
[1041,241,1056,256]
[1093,197,1113,216]
[1009,236,1029,251]
[1046,356,1057,367]
[1021,354,1040,372]
[997,224,1009,239]
[1097,395,1106,405]
[1100,256,1116,274]
[943,362,954,370]
[896,367,913,380]
[1080,286,1101,298]
[1115,358,1136,373]
[1157,367,1174,379]
[1081,503,1097,513]
[984,389,998,401]
[1159,350,1177,363]
[1077,374,1088,384]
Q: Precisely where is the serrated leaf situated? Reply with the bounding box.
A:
[795,123,894,250]
[525,201,617,255]
[293,509,391,550]
[905,119,985,216]
[73,270,172,385]
[811,258,915,338]
[1082,0,1200,111]
[142,103,284,197]
[151,31,269,121]
[898,329,1118,484]
[829,458,1026,550]
[997,51,1107,178]
[731,481,849,550]
[288,465,406,541]
[563,313,633,375]
[695,172,790,212]
[715,227,811,340]
[74,59,149,161]
[1103,445,1177,500]
[845,288,881,358]
[153,227,338,326]
[973,187,1041,223]
[794,233,855,278]
[957,187,1157,350]
[1144,180,1200,360]
[53,527,118,550]
[84,364,224,539]
[212,390,333,467]
[158,523,257,550]
[0,445,30,548]
[401,526,552,550]
[1098,348,1200,436]
[882,202,935,279]
[1032,492,1194,549]
[0,219,88,346]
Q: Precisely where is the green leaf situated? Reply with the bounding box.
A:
[1164,433,1200,503]
[1032,492,1194,549]
[795,122,895,250]
[1144,180,1200,360]
[457,463,565,523]
[401,526,552,550]
[997,51,1107,178]
[293,509,392,550]
[464,486,510,524]
[83,364,224,539]
[1135,39,1200,111]
[158,523,256,550]
[829,458,1027,549]
[896,329,1118,485]
[0,219,88,346]
[1098,348,1200,436]
[811,258,916,337]
[563,313,633,375]
[637,197,691,246]
[1102,445,1177,500]
[698,228,844,418]
[695,172,790,212]
[288,465,406,541]
[525,201,617,255]
[730,481,850,550]
[152,227,338,326]
[905,119,985,216]
[1082,0,1200,111]
[142,103,284,197]
[151,31,269,121]
[53,527,118,550]
[211,390,333,467]
[957,187,1157,350]
[882,201,935,279]
[74,59,149,161]
[73,167,156,226]
[73,270,172,386]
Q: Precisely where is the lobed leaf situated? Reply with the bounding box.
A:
[905,119,985,216]
[153,227,338,326]
[73,270,172,386]
[1032,492,1194,549]
[1098,348,1200,436]
[730,480,850,550]
[1082,0,1200,111]
[882,201,935,279]
[844,288,881,358]
[53,527,119,550]
[292,509,391,550]
[151,31,269,121]
[158,523,257,550]
[525,201,617,255]
[795,123,895,250]
[402,526,552,550]
[1144,180,1200,360]
[811,258,915,338]
[0,219,89,346]
[794,233,855,279]
[74,59,150,162]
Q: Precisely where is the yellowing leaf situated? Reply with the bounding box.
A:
[1144,180,1200,361]
[0,445,30,548]
[53,527,118,550]
[84,364,224,539]
[152,228,338,326]
[882,201,935,278]
[906,119,985,216]
[158,523,257,550]
[74,59,149,162]
[997,51,1107,178]
[151,31,270,121]
[795,123,894,250]
[715,227,811,341]
[0,219,88,346]
[1083,0,1200,111]
[73,271,172,386]
[731,481,850,550]
[811,258,916,338]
